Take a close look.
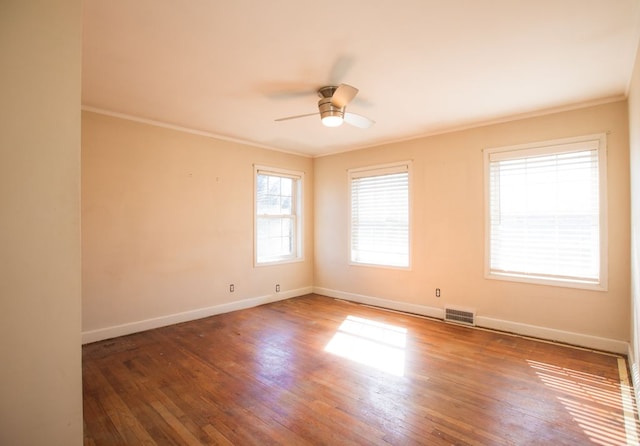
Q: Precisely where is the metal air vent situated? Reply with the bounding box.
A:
[444,306,476,326]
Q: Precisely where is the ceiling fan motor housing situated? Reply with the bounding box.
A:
[318,96,345,121]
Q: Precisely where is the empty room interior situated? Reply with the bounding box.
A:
[4,1,640,445]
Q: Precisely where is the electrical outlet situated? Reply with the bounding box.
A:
[230,284,234,293]
[276,284,280,292]
[435,288,441,298]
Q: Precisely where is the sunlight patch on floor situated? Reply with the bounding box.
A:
[324,315,407,376]
[528,359,640,446]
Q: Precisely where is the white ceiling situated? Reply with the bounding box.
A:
[82,0,640,157]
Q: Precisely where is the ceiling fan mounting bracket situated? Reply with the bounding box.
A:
[318,85,339,99]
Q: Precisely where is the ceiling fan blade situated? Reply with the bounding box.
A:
[267,90,316,100]
[275,112,319,122]
[343,112,375,129]
[331,84,359,108]
[328,54,355,85]
[262,81,318,100]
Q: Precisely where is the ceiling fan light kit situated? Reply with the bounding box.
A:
[321,115,344,127]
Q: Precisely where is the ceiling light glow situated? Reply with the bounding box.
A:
[322,115,343,127]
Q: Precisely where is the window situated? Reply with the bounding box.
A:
[255,166,303,265]
[484,134,607,290]
[349,161,411,268]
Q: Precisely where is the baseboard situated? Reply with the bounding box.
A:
[83,286,629,356]
[477,316,628,354]
[628,344,640,408]
[313,287,443,319]
[81,286,313,344]
[313,287,628,355]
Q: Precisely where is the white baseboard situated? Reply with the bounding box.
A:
[313,286,628,355]
[477,316,628,354]
[313,287,443,319]
[628,344,640,409]
[81,286,313,344]
[83,285,629,356]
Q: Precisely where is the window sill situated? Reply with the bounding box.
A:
[255,257,304,267]
[485,271,607,292]
[349,261,411,271]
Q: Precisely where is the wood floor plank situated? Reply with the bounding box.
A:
[83,362,158,445]
[83,293,639,445]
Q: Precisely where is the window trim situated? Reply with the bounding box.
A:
[254,165,304,267]
[483,133,608,291]
[348,160,413,270]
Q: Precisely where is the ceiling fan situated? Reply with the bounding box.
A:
[275,84,375,128]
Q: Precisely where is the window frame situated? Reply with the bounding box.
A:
[254,165,304,266]
[483,133,608,290]
[348,160,412,270]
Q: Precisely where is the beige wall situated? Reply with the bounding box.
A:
[83,99,631,352]
[0,1,83,444]
[82,112,314,338]
[315,101,630,349]
[628,43,640,397]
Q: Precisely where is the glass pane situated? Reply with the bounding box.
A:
[280,177,293,197]
[281,196,292,213]
[268,218,282,237]
[268,176,281,195]
[256,217,268,238]
[256,174,268,195]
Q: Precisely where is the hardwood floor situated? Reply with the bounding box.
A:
[83,294,639,445]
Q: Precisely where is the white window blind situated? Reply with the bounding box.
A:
[255,167,302,265]
[485,134,606,289]
[350,162,410,268]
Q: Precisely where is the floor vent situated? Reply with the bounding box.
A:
[444,306,476,326]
